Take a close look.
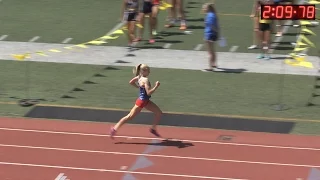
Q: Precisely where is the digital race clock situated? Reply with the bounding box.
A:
[261,5,316,20]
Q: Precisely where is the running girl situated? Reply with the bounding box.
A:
[110,64,162,139]
[135,0,160,43]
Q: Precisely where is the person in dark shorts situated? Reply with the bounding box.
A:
[135,0,159,43]
[257,0,273,60]
[121,0,139,46]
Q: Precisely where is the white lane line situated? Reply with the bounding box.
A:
[28,36,40,42]
[62,38,73,44]
[194,44,203,51]
[1,143,320,168]
[163,43,172,49]
[55,173,65,180]
[0,161,247,180]
[0,35,8,41]
[60,176,67,180]
[229,46,239,52]
[0,127,320,151]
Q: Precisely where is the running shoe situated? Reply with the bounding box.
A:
[110,127,116,139]
[179,24,187,30]
[149,39,155,44]
[201,68,213,72]
[165,19,175,28]
[275,32,282,37]
[165,23,174,28]
[133,37,142,42]
[264,55,271,60]
[180,20,187,30]
[150,128,161,137]
[152,30,157,36]
[248,45,258,49]
[257,54,264,59]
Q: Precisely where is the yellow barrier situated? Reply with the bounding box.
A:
[12,1,172,61]
[285,0,318,69]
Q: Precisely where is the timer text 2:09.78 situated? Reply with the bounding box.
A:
[261,5,315,20]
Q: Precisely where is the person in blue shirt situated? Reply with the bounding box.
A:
[202,3,220,72]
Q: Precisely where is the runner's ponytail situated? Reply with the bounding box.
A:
[133,64,142,76]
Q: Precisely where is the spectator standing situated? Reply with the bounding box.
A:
[164,0,187,30]
[201,3,220,72]
[121,0,139,47]
[248,0,260,49]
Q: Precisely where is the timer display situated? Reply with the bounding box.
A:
[261,5,316,20]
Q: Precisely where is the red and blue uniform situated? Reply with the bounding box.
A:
[135,81,151,108]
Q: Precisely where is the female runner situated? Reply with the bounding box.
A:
[110,64,162,139]
[135,0,160,43]
[121,0,139,47]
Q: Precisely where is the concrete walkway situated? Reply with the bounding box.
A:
[0,41,319,76]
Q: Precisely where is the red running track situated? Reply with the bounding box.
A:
[0,117,320,180]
